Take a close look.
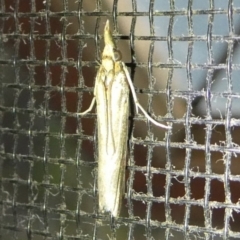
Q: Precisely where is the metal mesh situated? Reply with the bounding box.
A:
[1,0,240,239]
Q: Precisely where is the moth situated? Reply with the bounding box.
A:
[79,20,170,217]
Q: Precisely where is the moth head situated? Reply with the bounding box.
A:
[103,20,122,62]
[104,20,115,46]
[113,49,122,61]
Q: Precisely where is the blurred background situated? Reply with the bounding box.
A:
[1,0,240,239]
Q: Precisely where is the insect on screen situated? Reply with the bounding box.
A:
[1,0,240,239]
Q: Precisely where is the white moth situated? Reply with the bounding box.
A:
[79,20,170,217]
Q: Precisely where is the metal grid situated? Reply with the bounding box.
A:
[1,0,240,239]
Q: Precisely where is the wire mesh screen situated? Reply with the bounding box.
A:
[1,0,240,239]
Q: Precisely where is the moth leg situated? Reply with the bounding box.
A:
[122,63,171,129]
[136,103,171,129]
[77,97,96,115]
[78,65,104,116]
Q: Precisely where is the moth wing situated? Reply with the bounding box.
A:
[97,63,129,217]
[108,63,129,216]
[95,66,108,157]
